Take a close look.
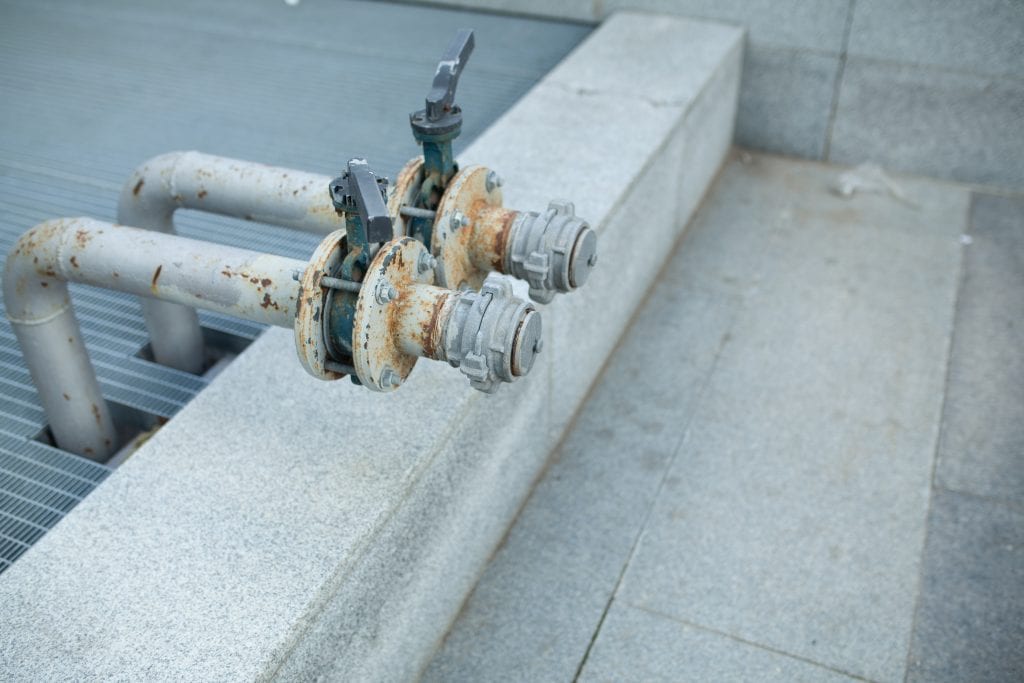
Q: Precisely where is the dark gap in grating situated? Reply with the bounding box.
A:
[33,400,167,465]
[134,326,256,377]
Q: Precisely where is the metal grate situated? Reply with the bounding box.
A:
[0,0,589,573]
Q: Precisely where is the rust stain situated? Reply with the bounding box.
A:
[75,229,92,248]
[493,208,516,272]
[260,277,272,287]
[39,281,48,287]
[221,269,233,278]
[62,392,70,401]
[260,293,279,310]
[423,291,449,358]
[197,189,208,199]
[70,255,79,268]
[132,178,144,196]
[91,403,102,426]
[151,264,163,291]
[473,204,515,272]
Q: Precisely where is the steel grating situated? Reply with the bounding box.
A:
[0,0,589,574]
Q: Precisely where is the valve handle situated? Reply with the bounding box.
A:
[330,158,392,245]
[425,28,475,122]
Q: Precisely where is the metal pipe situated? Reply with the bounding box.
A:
[4,217,305,460]
[394,284,452,359]
[118,151,341,372]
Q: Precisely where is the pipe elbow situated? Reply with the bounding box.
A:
[4,218,73,324]
[117,150,195,226]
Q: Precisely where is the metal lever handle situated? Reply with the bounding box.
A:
[331,158,392,244]
[425,28,475,122]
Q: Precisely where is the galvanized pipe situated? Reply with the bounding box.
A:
[4,217,305,460]
[118,151,341,372]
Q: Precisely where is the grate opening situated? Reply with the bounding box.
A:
[34,399,168,465]
[135,326,255,378]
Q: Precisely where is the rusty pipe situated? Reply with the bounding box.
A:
[118,151,342,373]
[4,217,305,460]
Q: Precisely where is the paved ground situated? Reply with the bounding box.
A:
[424,152,1024,682]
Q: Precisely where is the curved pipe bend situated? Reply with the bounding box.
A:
[118,151,341,372]
[4,217,305,460]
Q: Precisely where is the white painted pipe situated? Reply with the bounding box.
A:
[4,217,305,460]
[118,151,341,373]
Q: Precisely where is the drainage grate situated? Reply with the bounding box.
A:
[0,0,590,574]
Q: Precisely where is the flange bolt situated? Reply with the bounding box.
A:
[375,278,398,304]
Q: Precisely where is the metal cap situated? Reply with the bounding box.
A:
[568,225,598,288]
[511,309,543,377]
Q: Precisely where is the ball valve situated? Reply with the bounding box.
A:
[296,158,541,393]
[388,29,599,303]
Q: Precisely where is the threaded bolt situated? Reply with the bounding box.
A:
[417,251,437,274]
[375,279,398,304]
[485,170,503,192]
[380,366,400,388]
[450,211,469,231]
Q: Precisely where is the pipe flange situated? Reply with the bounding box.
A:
[432,165,503,291]
[388,156,424,238]
[352,237,435,391]
[295,230,348,380]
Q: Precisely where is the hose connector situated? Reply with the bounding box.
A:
[505,200,597,303]
[443,273,542,393]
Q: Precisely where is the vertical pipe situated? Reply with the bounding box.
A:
[4,217,306,459]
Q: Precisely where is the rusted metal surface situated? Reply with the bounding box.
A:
[388,156,442,249]
[352,237,438,391]
[118,151,344,372]
[387,157,425,238]
[432,164,505,291]
[471,205,518,274]
[294,230,349,381]
[4,217,305,458]
[4,220,117,459]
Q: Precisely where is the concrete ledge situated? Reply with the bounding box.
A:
[0,13,741,681]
